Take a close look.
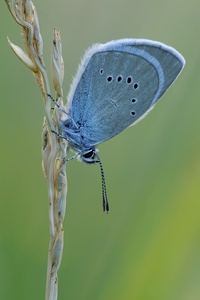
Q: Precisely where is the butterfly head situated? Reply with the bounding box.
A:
[80,148,97,164]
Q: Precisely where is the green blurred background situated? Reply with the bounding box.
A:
[1,1,200,299]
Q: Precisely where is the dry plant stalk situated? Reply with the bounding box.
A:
[5,1,67,299]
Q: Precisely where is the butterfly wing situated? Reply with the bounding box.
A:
[68,39,185,146]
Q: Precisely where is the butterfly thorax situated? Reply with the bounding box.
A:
[60,116,97,164]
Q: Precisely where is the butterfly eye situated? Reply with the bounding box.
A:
[133,83,139,89]
[83,149,95,159]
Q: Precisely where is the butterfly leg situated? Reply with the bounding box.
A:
[47,93,68,116]
[51,129,68,140]
[67,152,80,161]
[52,130,81,161]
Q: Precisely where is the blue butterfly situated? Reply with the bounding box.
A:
[50,38,185,212]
